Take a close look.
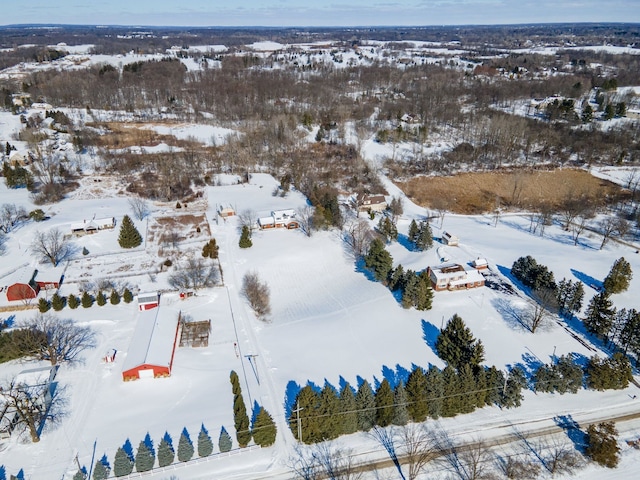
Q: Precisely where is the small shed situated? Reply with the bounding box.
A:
[137,292,160,311]
[121,307,181,381]
[442,231,459,246]
[219,206,235,218]
[472,258,489,270]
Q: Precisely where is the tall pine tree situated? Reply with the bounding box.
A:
[157,433,175,468]
[177,428,194,462]
[584,292,616,340]
[364,238,393,284]
[339,383,359,435]
[252,407,277,447]
[113,447,133,477]
[435,314,485,371]
[603,257,632,295]
[405,367,429,422]
[374,379,394,427]
[392,381,410,426]
[118,215,142,248]
[355,380,376,431]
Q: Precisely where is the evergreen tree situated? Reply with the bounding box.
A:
[177,428,194,462]
[92,456,110,480]
[603,257,632,295]
[406,366,429,422]
[122,288,133,303]
[157,434,175,467]
[96,291,107,306]
[401,271,420,309]
[51,293,65,311]
[566,281,585,315]
[73,469,86,480]
[425,365,444,418]
[202,238,219,259]
[586,353,632,390]
[252,407,277,447]
[374,379,394,427]
[533,364,556,393]
[435,314,485,371]
[110,290,121,305]
[233,393,252,447]
[581,104,593,123]
[408,219,419,244]
[499,367,526,408]
[586,422,620,468]
[134,441,154,472]
[230,370,241,396]
[81,291,94,308]
[376,216,398,243]
[388,264,405,291]
[556,355,584,394]
[441,365,462,417]
[317,383,342,440]
[355,380,376,431]
[38,297,51,313]
[364,238,393,284]
[391,381,409,426]
[218,427,233,452]
[67,293,80,309]
[113,447,133,477]
[239,225,253,248]
[584,292,616,340]
[339,383,358,435]
[458,364,478,413]
[197,424,214,457]
[414,221,433,251]
[415,272,434,310]
[483,366,505,407]
[290,385,321,443]
[118,215,143,248]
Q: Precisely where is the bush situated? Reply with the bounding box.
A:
[51,293,66,311]
[29,209,46,221]
[81,291,94,308]
[241,272,271,319]
[239,225,252,248]
[82,246,89,256]
[110,290,121,305]
[123,288,134,303]
[586,422,620,468]
[38,297,51,313]
[96,291,107,306]
[67,294,80,309]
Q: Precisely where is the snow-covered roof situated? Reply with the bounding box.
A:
[14,365,58,387]
[121,307,179,373]
[137,292,159,305]
[429,263,485,286]
[70,217,115,232]
[272,209,296,221]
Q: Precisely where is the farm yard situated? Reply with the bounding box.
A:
[0,23,640,480]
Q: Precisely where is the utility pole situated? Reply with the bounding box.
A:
[292,402,304,443]
[245,354,260,385]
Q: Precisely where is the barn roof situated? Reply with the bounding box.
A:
[121,307,180,374]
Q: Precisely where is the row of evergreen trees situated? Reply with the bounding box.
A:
[84,426,232,479]
[229,370,277,448]
[288,362,526,444]
[38,289,134,312]
[532,353,632,394]
[364,238,434,310]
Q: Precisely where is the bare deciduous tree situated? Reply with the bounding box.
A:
[397,424,438,480]
[312,442,362,480]
[525,288,558,333]
[571,213,592,246]
[128,197,150,221]
[598,216,628,250]
[369,427,405,480]
[297,205,315,237]
[30,228,74,266]
[0,202,27,233]
[238,209,258,230]
[241,271,271,320]
[0,377,68,442]
[168,257,219,290]
[436,430,494,480]
[495,453,540,480]
[19,314,97,365]
[343,218,374,258]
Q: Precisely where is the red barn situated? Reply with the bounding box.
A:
[121,305,180,381]
[137,292,160,311]
[5,268,61,302]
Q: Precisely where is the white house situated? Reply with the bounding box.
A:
[427,263,485,292]
[71,217,116,236]
[258,209,299,229]
[442,231,459,246]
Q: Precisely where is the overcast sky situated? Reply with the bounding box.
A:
[3,0,638,27]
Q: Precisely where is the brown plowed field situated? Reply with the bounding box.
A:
[396,169,628,214]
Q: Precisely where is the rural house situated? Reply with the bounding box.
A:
[356,193,387,213]
[70,217,115,236]
[258,209,299,229]
[121,304,181,381]
[427,263,485,291]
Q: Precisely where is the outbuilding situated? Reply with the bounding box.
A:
[121,306,180,381]
[441,231,459,246]
[137,292,160,311]
[4,267,62,302]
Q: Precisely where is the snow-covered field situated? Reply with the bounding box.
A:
[0,38,640,479]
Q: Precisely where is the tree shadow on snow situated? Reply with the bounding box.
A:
[355,257,378,283]
[381,364,412,389]
[554,414,586,452]
[491,297,529,332]
[421,319,440,352]
[397,233,414,252]
[570,269,602,292]
[283,380,301,418]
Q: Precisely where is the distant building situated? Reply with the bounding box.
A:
[427,263,485,292]
[219,205,235,218]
